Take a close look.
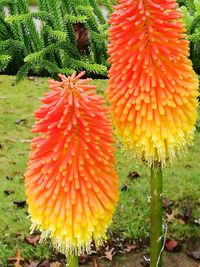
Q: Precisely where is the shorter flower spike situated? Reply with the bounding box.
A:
[25,72,119,255]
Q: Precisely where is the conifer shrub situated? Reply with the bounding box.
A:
[0,0,113,82]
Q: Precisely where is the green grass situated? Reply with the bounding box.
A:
[0,75,200,264]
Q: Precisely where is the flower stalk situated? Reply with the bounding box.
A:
[150,163,163,267]
[67,255,78,267]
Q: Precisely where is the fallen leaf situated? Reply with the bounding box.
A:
[15,118,27,124]
[6,176,13,181]
[185,164,192,168]
[162,198,174,208]
[37,260,50,267]
[186,250,200,260]
[104,247,115,261]
[165,239,181,252]
[140,254,150,267]
[166,209,178,222]
[7,249,24,267]
[128,171,140,179]
[4,189,15,195]
[28,76,38,81]
[120,185,127,192]
[13,200,26,208]
[124,244,137,253]
[50,262,65,267]
[177,218,185,225]
[78,254,88,264]
[25,235,40,246]
[24,261,38,267]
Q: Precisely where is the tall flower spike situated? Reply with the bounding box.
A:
[25,72,119,255]
[107,0,199,165]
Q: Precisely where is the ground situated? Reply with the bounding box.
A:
[0,75,199,266]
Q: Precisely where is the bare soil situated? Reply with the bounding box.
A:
[83,252,199,267]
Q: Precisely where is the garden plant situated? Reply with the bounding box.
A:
[0,0,113,81]
[0,0,200,267]
[107,0,199,266]
[24,72,119,266]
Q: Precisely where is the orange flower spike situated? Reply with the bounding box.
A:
[25,72,119,254]
[107,0,199,165]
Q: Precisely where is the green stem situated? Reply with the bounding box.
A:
[150,163,163,267]
[67,255,79,267]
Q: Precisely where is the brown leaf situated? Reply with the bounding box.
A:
[24,235,40,246]
[162,198,174,208]
[78,254,88,264]
[166,209,178,222]
[7,249,24,267]
[50,262,65,267]
[185,164,192,168]
[164,239,181,252]
[13,200,26,208]
[4,189,15,195]
[6,175,13,180]
[24,261,38,267]
[177,218,185,225]
[37,260,50,267]
[186,250,200,260]
[104,247,115,261]
[120,184,128,192]
[128,171,140,179]
[124,244,137,253]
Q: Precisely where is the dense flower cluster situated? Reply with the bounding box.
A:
[25,72,119,254]
[107,0,199,164]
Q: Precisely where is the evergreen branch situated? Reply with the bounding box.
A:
[15,62,32,83]
[5,11,52,25]
[0,54,11,70]
[64,14,87,24]
[88,0,106,24]
[40,60,75,75]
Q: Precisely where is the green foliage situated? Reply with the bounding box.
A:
[179,0,200,75]
[0,0,111,81]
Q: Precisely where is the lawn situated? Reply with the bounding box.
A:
[0,75,200,265]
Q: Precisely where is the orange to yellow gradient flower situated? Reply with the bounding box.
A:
[25,72,119,255]
[107,0,199,165]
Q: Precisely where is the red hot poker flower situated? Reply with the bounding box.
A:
[107,0,199,165]
[25,72,119,255]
